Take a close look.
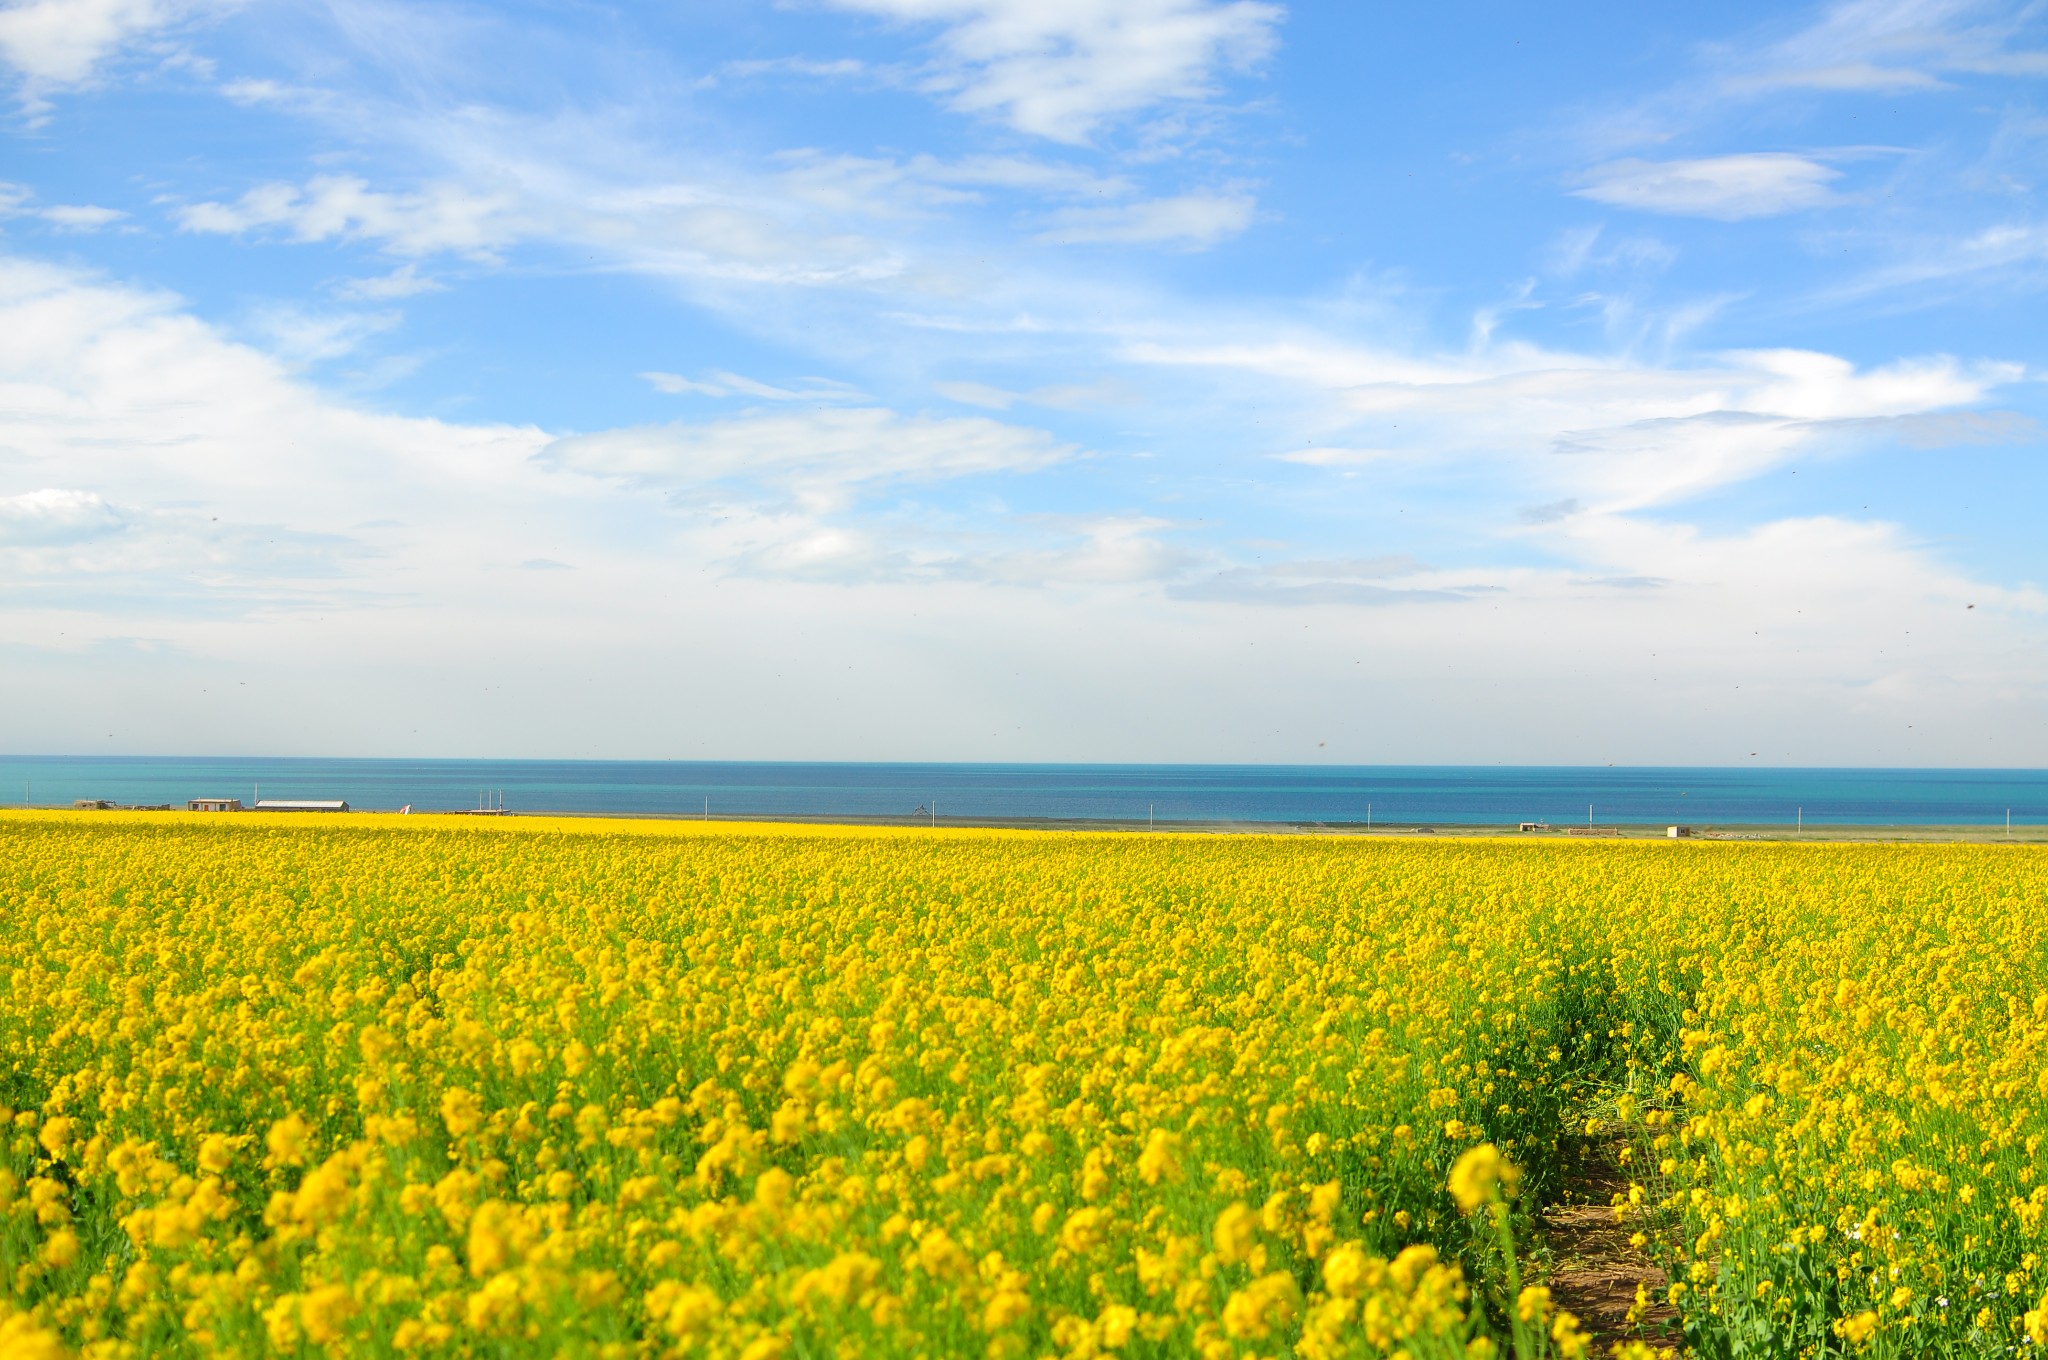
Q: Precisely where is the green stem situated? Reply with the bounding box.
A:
[1492,1200,1537,1360]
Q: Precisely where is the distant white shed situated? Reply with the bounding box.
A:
[188,798,243,812]
[253,799,349,813]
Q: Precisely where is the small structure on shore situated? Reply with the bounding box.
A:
[187,797,243,812]
[1518,821,1549,832]
[253,799,349,813]
[73,799,113,810]
[1667,825,1693,838]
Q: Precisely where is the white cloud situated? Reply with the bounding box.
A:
[773,149,1141,218]
[640,370,866,402]
[0,263,1101,619]
[0,182,128,230]
[38,202,126,230]
[708,510,1194,587]
[1577,1,2046,164]
[218,75,290,104]
[1268,446,1398,468]
[0,0,224,89]
[135,27,1261,318]
[933,379,1016,408]
[1573,154,1841,220]
[243,303,399,365]
[540,406,1073,499]
[175,175,518,258]
[1132,331,2017,513]
[1159,552,1486,609]
[169,155,920,290]
[956,514,1194,586]
[0,487,122,544]
[0,255,2041,763]
[720,56,868,80]
[1170,569,1463,607]
[1730,61,1947,92]
[1734,0,2047,91]
[916,153,1135,199]
[825,0,1283,143]
[640,371,726,397]
[935,376,1137,410]
[335,262,444,301]
[1037,190,1255,247]
[0,254,549,613]
[1819,218,2048,300]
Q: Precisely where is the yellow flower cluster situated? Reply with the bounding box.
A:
[0,810,2040,1360]
[1610,844,2048,1357]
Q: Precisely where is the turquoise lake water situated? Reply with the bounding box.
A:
[3,756,2042,825]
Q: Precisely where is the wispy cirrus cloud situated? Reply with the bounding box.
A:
[540,406,1074,502]
[1814,218,2048,303]
[821,0,1283,143]
[1573,0,2047,156]
[1132,328,2017,515]
[174,174,517,258]
[1036,189,1255,247]
[333,262,445,301]
[640,370,866,402]
[934,376,1137,410]
[1727,0,2048,92]
[1572,154,1842,220]
[1541,1,2048,319]
[1727,60,1948,93]
[719,56,868,81]
[164,145,930,290]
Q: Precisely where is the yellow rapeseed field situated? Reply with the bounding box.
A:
[1,812,2043,1360]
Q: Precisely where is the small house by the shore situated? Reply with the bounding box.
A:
[1667,825,1693,838]
[187,798,243,812]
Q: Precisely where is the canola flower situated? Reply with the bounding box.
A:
[0,810,2041,1359]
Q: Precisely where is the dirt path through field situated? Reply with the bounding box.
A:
[1541,1141,1682,1353]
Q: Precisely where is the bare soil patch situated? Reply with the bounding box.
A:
[1541,1142,1682,1352]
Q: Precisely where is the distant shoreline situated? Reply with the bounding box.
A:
[490,810,2048,841]
[10,806,2043,843]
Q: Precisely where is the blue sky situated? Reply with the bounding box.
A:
[2,0,2045,763]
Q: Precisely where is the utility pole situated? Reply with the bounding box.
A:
[1588,803,1593,827]
[931,800,936,828]
[1149,804,1154,831]
[1366,802,1371,829]
[1797,807,1802,833]
[703,796,708,822]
